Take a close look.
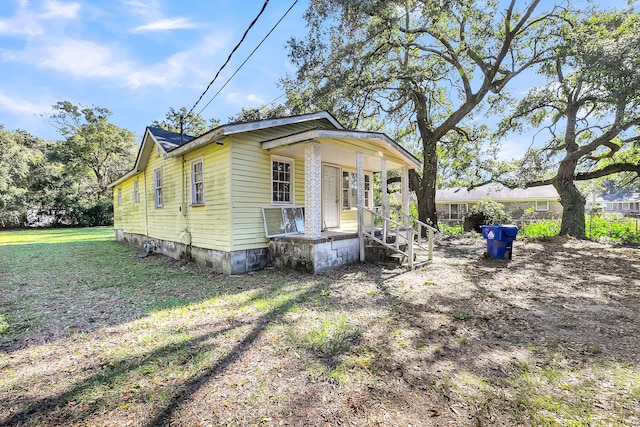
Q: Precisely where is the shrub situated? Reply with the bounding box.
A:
[464,197,511,232]
[520,220,560,240]
[587,214,640,244]
[439,223,464,236]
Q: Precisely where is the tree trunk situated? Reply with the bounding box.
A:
[554,157,586,238]
[418,139,438,228]
[412,92,439,229]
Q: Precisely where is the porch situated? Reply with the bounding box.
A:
[267,205,435,273]
[263,128,435,273]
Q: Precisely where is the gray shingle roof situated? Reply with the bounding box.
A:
[436,184,559,202]
[596,193,640,202]
[148,127,195,152]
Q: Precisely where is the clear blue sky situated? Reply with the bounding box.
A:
[0,0,306,141]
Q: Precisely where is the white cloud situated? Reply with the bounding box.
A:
[131,17,200,33]
[2,38,132,79]
[0,89,52,115]
[121,0,161,18]
[247,94,265,104]
[1,30,231,90]
[41,0,81,20]
[0,0,80,37]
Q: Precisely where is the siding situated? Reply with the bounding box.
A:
[340,209,358,229]
[144,147,187,244]
[229,134,306,251]
[183,144,232,252]
[113,173,147,234]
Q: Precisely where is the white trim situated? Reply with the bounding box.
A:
[270,155,295,205]
[622,202,631,211]
[342,169,372,210]
[190,157,205,206]
[535,200,549,212]
[304,142,322,238]
[117,186,122,206]
[261,128,421,169]
[133,177,139,203]
[154,168,163,208]
[449,203,467,220]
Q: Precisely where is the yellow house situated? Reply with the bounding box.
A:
[110,112,424,273]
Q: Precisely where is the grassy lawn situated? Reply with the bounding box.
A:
[1,228,639,426]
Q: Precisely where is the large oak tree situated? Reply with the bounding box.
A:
[282,0,563,227]
[502,10,640,237]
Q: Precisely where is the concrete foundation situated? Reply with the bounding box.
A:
[114,230,269,274]
[269,232,360,274]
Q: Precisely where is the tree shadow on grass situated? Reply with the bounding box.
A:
[1,279,328,426]
[301,238,640,424]
[0,239,306,354]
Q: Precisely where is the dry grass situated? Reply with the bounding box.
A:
[1,227,639,426]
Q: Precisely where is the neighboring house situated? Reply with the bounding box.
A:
[110,112,421,274]
[435,184,561,224]
[587,193,640,215]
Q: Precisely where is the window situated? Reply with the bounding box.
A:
[342,171,371,209]
[449,203,467,220]
[622,202,631,211]
[271,157,294,204]
[154,168,163,208]
[601,202,613,211]
[133,178,139,203]
[117,186,122,206]
[535,200,549,212]
[191,158,204,205]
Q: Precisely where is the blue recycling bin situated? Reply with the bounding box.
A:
[481,225,519,260]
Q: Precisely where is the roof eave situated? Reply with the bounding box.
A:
[262,129,422,169]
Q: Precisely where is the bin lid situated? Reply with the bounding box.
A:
[498,224,519,237]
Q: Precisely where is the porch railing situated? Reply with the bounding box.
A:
[358,205,437,268]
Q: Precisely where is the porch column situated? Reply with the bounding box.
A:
[380,159,387,209]
[356,152,365,209]
[380,158,388,240]
[304,141,322,238]
[402,166,410,221]
[357,152,365,261]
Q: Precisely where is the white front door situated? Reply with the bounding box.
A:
[322,164,340,229]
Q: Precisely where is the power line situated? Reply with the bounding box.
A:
[198,0,299,116]
[184,0,270,121]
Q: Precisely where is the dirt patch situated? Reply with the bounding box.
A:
[1,236,639,426]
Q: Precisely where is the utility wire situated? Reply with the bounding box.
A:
[185,0,270,122]
[198,0,299,116]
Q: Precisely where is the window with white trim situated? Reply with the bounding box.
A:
[117,186,122,206]
[535,200,549,211]
[133,177,139,203]
[601,202,613,211]
[342,171,371,209]
[271,157,294,204]
[622,202,631,211]
[191,158,204,205]
[154,168,163,208]
[449,203,466,220]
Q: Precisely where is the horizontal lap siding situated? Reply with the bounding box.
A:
[230,135,306,251]
[184,145,231,252]
[231,135,271,251]
[145,149,186,244]
[114,173,147,234]
[341,209,358,229]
